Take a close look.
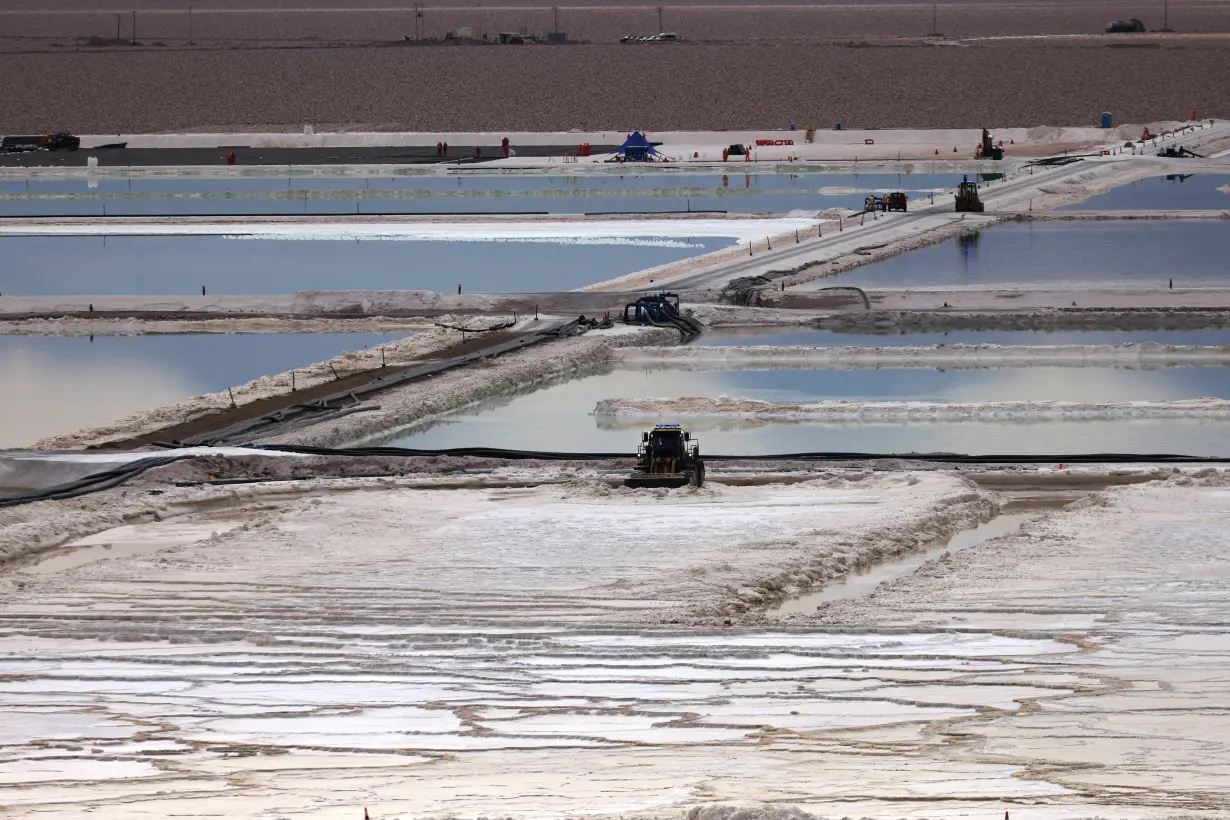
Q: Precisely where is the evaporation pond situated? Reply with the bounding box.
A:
[0,332,406,448]
[0,172,970,217]
[1058,173,1230,211]
[0,234,733,295]
[801,221,1230,289]
[697,328,1230,347]
[378,363,1230,456]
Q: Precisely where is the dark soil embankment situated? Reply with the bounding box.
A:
[0,42,1225,133]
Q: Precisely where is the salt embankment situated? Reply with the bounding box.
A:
[0,316,431,337]
[265,324,676,449]
[23,321,671,451]
[26,325,458,450]
[611,343,1230,370]
[595,396,1230,422]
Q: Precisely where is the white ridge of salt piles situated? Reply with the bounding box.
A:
[593,396,1230,421]
[610,343,1230,370]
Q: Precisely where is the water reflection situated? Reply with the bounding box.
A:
[958,230,979,274]
[0,332,406,448]
[812,222,1230,288]
[382,365,1230,455]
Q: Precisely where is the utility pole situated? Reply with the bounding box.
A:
[131,9,136,45]
[188,5,193,44]
[413,3,424,40]
[553,5,559,32]
[1163,0,1170,30]
[932,3,938,35]
[657,5,663,32]
[116,14,121,41]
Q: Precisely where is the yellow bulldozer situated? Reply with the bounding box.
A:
[625,424,705,488]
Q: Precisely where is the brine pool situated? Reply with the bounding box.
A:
[800,220,1230,289]
[0,233,745,295]
[698,328,1230,347]
[375,363,1230,456]
[0,332,407,448]
[0,171,969,217]
[1059,173,1230,211]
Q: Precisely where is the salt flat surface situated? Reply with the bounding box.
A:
[816,476,1230,813]
[0,474,1085,818]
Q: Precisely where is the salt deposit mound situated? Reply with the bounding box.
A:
[594,396,1230,421]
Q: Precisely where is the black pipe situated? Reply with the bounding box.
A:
[258,444,1230,465]
[0,455,192,508]
[3,446,1225,510]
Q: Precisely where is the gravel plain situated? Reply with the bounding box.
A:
[0,1,1226,133]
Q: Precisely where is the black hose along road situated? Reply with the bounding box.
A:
[3,446,1228,509]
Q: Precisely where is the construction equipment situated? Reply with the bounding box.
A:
[621,293,704,340]
[977,128,1004,160]
[2,133,81,153]
[40,132,81,151]
[955,176,984,212]
[625,424,705,488]
[1158,145,1205,158]
[883,191,908,211]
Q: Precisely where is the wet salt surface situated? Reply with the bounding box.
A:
[698,327,1230,347]
[380,364,1230,455]
[0,629,1065,765]
[0,234,734,295]
[0,478,1077,809]
[1057,173,1230,211]
[812,221,1230,288]
[778,501,1056,615]
[0,332,405,448]
[5,478,1223,815]
[0,171,968,217]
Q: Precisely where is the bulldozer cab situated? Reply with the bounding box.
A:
[626,424,705,488]
[640,425,694,460]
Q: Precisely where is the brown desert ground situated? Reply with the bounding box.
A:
[0,0,1226,132]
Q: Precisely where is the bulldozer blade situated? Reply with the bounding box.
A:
[624,474,691,489]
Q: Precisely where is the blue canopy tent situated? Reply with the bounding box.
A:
[614,131,659,162]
